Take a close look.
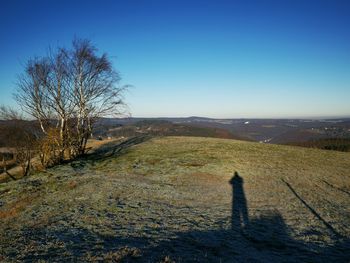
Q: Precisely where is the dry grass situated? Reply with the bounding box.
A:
[0,136,349,261]
[0,193,40,219]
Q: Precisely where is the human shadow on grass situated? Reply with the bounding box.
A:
[230,171,249,231]
[140,172,350,262]
[7,171,350,262]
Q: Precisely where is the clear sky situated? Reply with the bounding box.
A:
[0,0,349,118]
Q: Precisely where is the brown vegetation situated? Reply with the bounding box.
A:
[0,38,127,180]
[0,193,40,220]
[0,114,39,178]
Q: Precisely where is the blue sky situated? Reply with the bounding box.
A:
[0,0,349,118]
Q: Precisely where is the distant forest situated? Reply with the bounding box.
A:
[288,138,350,152]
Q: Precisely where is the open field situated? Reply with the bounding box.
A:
[0,136,349,262]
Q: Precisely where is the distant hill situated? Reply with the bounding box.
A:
[95,117,350,147]
[2,117,350,151]
[93,119,251,141]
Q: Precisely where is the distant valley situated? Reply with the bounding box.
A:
[93,117,350,151]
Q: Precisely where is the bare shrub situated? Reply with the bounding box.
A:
[38,128,62,168]
[0,107,40,178]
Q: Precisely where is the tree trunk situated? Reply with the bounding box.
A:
[2,156,16,181]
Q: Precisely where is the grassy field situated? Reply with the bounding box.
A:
[0,136,349,262]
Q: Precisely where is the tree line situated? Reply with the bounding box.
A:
[288,138,350,152]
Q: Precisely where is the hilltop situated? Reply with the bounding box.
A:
[0,136,349,262]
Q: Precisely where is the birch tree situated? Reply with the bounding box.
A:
[14,38,127,165]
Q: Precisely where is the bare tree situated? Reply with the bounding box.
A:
[14,38,128,165]
[69,39,128,155]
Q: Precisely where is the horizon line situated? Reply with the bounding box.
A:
[114,115,350,120]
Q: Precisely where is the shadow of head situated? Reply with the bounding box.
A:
[229,171,243,186]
